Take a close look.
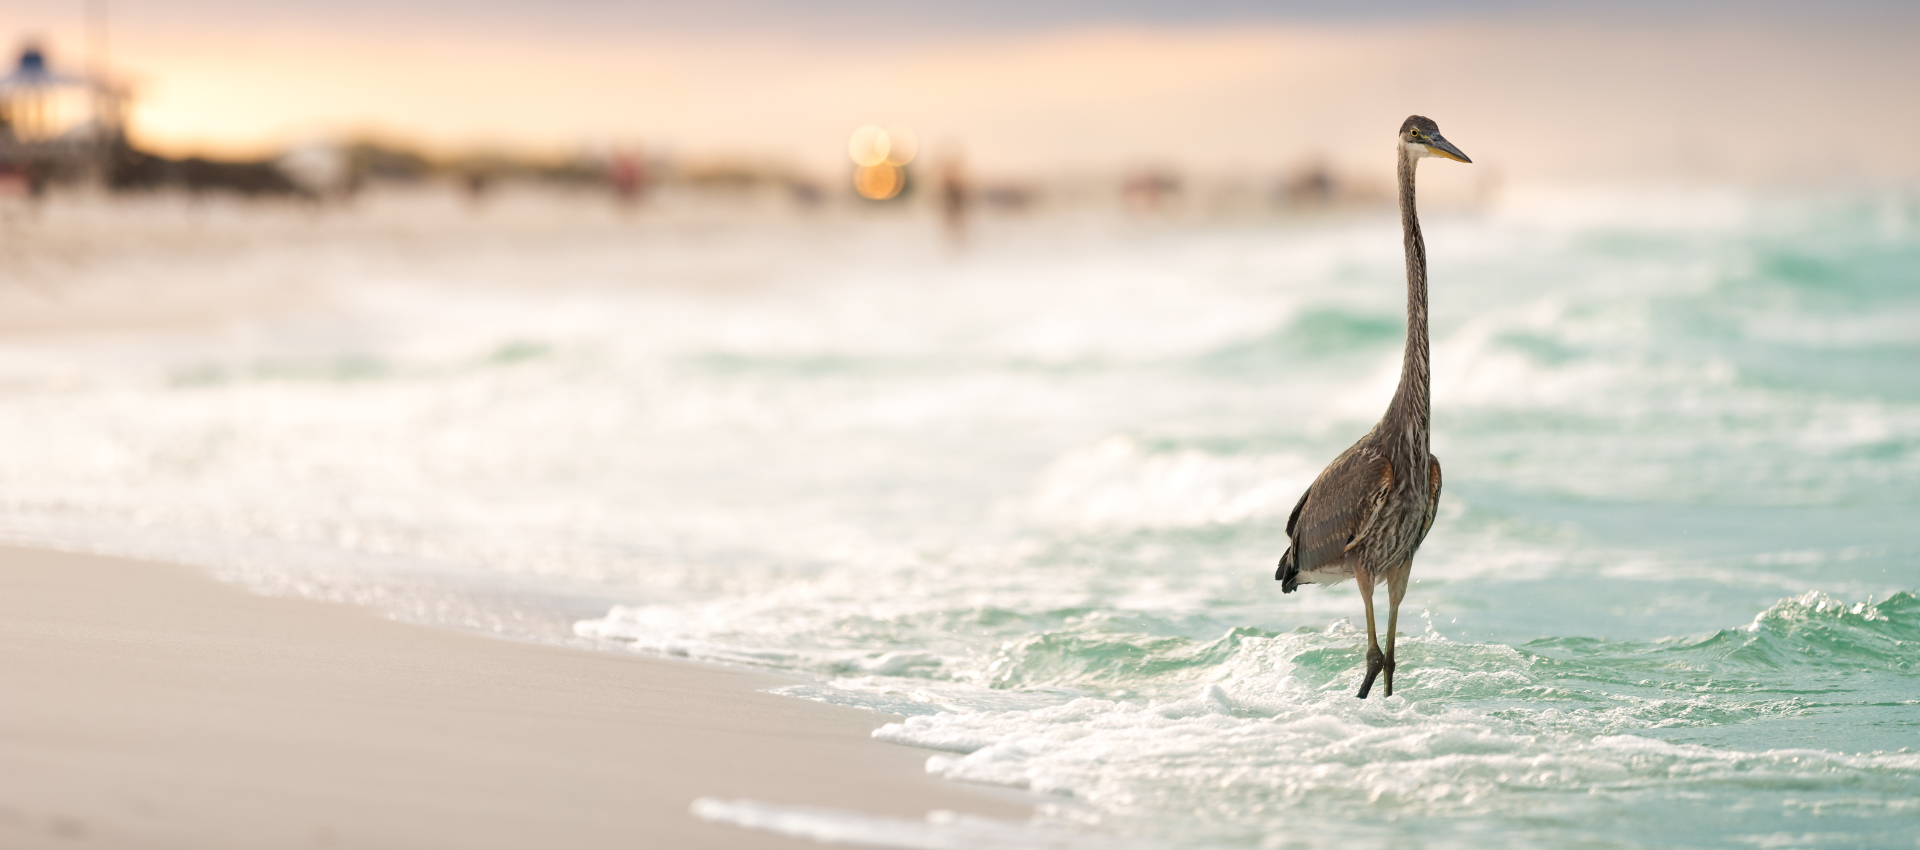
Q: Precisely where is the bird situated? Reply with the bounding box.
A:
[1274,116,1470,700]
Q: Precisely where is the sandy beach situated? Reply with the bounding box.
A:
[0,546,1030,849]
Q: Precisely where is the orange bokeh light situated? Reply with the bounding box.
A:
[849,124,915,200]
[853,163,902,200]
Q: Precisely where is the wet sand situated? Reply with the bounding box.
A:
[0,546,1029,849]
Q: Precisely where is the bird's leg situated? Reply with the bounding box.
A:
[1382,568,1410,698]
[1355,566,1385,699]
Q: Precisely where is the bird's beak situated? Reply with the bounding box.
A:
[1426,134,1472,164]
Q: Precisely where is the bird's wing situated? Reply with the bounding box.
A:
[1284,487,1309,538]
[1419,455,1443,544]
[1289,442,1394,577]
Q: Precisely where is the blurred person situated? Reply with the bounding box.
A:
[939,154,969,247]
[1122,168,1178,212]
[1282,160,1335,207]
[788,179,823,208]
[609,152,647,208]
[463,170,490,208]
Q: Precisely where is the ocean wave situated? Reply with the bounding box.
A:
[877,684,1920,847]
[1021,436,1315,530]
[871,595,1920,847]
[1528,591,1920,682]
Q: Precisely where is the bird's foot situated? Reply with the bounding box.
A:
[1356,646,1387,699]
[1381,658,1397,698]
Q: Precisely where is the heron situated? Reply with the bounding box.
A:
[1274,116,1470,700]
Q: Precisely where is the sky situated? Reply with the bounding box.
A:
[17,0,1914,35]
[5,1,1918,184]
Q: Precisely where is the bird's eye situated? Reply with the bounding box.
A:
[1410,130,1423,139]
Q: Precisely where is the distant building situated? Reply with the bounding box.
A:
[0,41,126,189]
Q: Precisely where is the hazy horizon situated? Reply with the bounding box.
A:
[6,0,1919,186]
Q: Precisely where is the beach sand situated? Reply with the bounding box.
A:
[0,546,1030,849]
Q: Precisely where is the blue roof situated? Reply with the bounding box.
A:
[16,47,46,77]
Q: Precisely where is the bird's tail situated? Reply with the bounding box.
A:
[1275,545,1301,593]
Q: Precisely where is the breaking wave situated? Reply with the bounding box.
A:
[864,592,1920,848]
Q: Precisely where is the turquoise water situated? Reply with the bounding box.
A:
[0,188,1915,847]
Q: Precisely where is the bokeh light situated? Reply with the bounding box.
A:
[848,124,916,200]
[882,126,917,166]
[848,124,890,168]
[852,163,902,200]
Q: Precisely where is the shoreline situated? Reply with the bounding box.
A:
[0,546,1031,849]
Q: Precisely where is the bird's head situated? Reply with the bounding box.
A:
[1400,116,1471,164]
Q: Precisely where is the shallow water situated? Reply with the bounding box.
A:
[1,187,1915,848]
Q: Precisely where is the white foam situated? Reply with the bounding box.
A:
[1020,436,1316,530]
[859,623,1920,838]
[689,797,1149,850]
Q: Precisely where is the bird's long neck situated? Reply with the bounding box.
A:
[1384,146,1430,456]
